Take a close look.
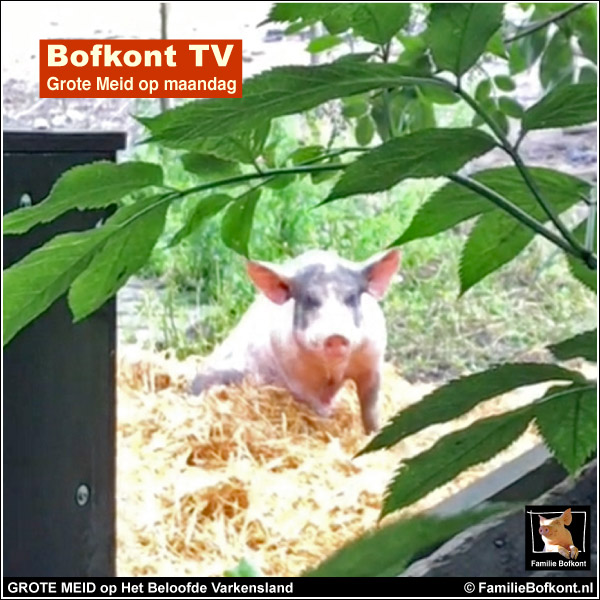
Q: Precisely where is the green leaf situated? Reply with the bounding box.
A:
[3,228,109,345]
[381,406,534,517]
[487,31,507,59]
[284,20,310,35]
[407,97,436,131]
[522,83,597,131]
[334,51,374,64]
[288,145,325,164]
[394,166,590,245]
[573,4,597,64]
[341,95,369,119]
[568,215,597,292]
[419,84,460,105]
[264,173,297,190]
[549,329,597,363]
[224,557,261,577]
[459,211,532,294]
[169,194,232,247]
[491,108,510,136]
[249,121,271,156]
[307,34,343,54]
[535,381,597,475]
[304,507,500,577]
[579,65,597,84]
[68,196,169,321]
[351,3,411,45]
[181,153,241,178]
[267,3,339,25]
[533,3,576,16]
[3,161,163,235]
[221,188,262,257]
[311,159,342,184]
[355,115,375,146]
[359,363,582,456]
[172,128,270,164]
[139,62,440,147]
[471,112,485,127]
[397,34,432,75]
[427,3,504,76]
[494,75,516,91]
[371,93,395,141]
[322,4,357,34]
[326,128,495,202]
[2,192,177,345]
[498,96,524,118]
[459,169,587,292]
[508,29,547,75]
[475,79,491,103]
[540,32,574,90]
[267,3,357,35]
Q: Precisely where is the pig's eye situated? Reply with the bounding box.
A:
[344,293,359,307]
[304,294,322,310]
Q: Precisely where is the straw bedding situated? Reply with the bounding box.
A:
[116,348,570,577]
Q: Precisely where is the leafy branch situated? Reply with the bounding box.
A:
[167,162,346,200]
[447,174,583,262]
[455,86,596,269]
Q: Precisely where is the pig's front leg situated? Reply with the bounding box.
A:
[354,371,381,434]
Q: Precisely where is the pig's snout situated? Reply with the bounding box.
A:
[324,334,350,358]
[540,526,550,536]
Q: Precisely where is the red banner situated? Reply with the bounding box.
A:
[39,39,243,98]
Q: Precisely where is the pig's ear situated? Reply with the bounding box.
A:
[362,248,401,299]
[561,508,572,525]
[246,260,291,304]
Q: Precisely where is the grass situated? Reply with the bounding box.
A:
[121,109,596,382]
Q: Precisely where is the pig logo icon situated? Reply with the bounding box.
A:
[190,248,401,434]
[538,508,579,559]
[525,504,590,570]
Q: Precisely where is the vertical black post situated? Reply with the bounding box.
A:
[3,131,126,576]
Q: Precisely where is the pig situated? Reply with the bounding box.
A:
[538,508,579,559]
[190,248,401,434]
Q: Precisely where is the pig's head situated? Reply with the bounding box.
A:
[246,249,400,362]
[539,508,572,539]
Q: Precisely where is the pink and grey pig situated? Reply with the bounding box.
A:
[190,248,401,434]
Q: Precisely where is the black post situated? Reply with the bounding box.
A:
[3,131,126,576]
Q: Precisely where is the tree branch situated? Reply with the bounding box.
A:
[455,86,594,267]
[448,174,588,263]
[173,163,347,200]
[504,3,588,44]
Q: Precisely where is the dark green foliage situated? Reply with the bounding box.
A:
[2,2,597,575]
[3,161,163,235]
[360,363,584,455]
[327,128,496,201]
[523,83,597,130]
[381,406,534,516]
[549,329,597,363]
[427,3,504,76]
[535,381,597,474]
